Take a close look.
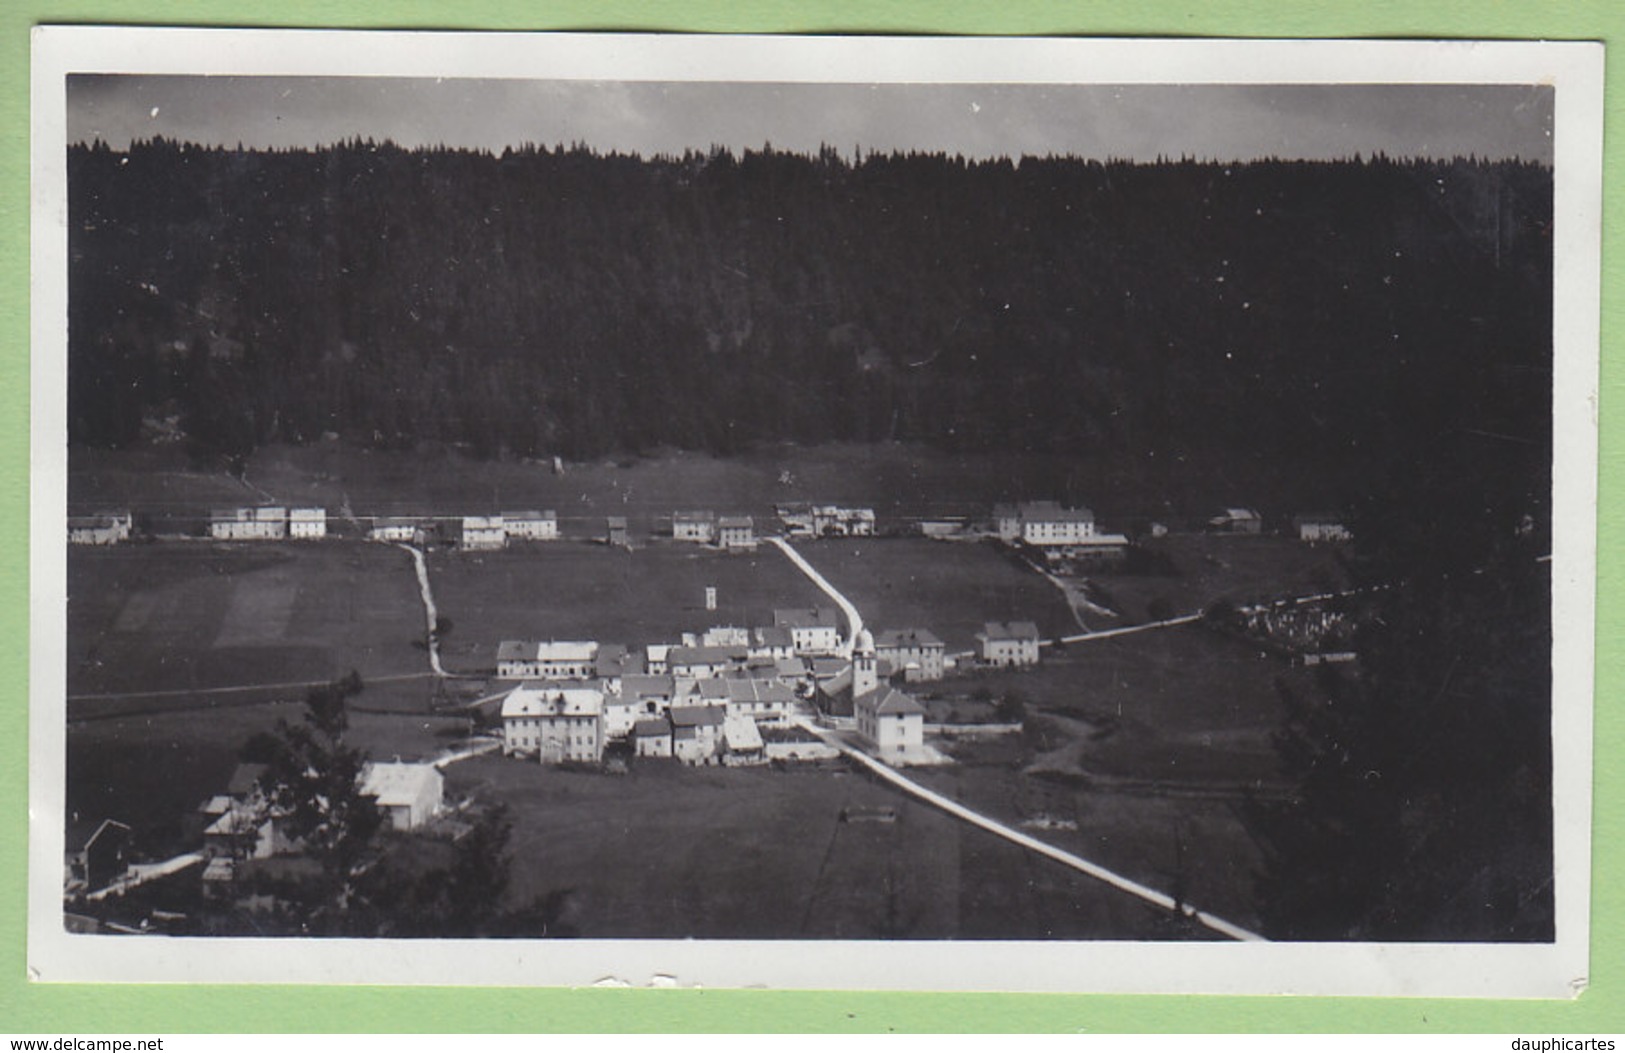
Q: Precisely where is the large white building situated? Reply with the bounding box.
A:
[462,515,506,550]
[672,510,717,543]
[773,607,843,656]
[503,510,559,541]
[368,517,420,542]
[211,507,287,541]
[873,628,946,682]
[288,507,328,539]
[976,621,1042,667]
[994,501,1096,546]
[500,683,605,763]
[496,640,600,680]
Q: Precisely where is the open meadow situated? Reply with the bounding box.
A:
[792,537,1076,652]
[428,541,829,672]
[67,541,429,701]
[443,756,1212,940]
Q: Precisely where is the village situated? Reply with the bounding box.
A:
[65,486,1359,934]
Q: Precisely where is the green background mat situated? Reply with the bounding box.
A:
[1,1,1619,1034]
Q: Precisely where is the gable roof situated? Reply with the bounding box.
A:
[669,704,726,728]
[874,628,944,649]
[359,762,443,807]
[774,607,839,629]
[980,620,1040,641]
[856,686,927,717]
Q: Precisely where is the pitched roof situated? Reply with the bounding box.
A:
[774,607,839,629]
[717,515,753,530]
[227,763,268,797]
[667,645,748,666]
[669,704,726,728]
[875,628,944,649]
[752,625,795,648]
[621,674,675,698]
[723,715,764,751]
[633,718,672,738]
[359,762,442,807]
[856,686,927,717]
[980,620,1040,641]
[500,684,604,718]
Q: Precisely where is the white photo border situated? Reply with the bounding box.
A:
[28,27,1603,996]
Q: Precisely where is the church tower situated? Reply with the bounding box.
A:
[852,628,879,698]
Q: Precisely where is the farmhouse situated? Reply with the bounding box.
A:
[462,515,506,550]
[496,640,600,680]
[68,514,125,546]
[977,621,1042,667]
[697,625,750,648]
[288,507,328,539]
[211,506,287,541]
[773,607,843,656]
[1294,513,1353,542]
[359,762,444,831]
[873,628,946,682]
[672,510,717,543]
[605,516,629,547]
[1209,508,1263,534]
[776,503,816,538]
[645,643,671,675]
[717,515,756,550]
[368,516,419,542]
[503,510,559,541]
[199,763,294,865]
[500,682,605,763]
[669,705,727,765]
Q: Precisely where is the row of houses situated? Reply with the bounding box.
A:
[211,507,329,540]
[776,504,877,539]
[68,511,133,546]
[671,511,759,549]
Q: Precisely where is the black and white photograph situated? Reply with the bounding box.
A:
[29,30,1600,994]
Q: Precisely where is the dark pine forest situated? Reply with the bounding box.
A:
[67,140,1557,942]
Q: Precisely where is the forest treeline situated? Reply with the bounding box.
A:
[68,139,1551,500]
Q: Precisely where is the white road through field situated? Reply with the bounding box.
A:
[790,714,1265,942]
[764,536,865,656]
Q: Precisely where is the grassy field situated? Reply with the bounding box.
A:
[1083,533,1351,624]
[443,756,1210,940]
[428,541,829,671]
[66,541,429,699]
[791,537,1076,652]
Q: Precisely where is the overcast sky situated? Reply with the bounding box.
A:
[67,76,1554,164]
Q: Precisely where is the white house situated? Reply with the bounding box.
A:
[368,516,419,542]
[288,507,327,539]
[992,503,1023,541]
[359,762,444,830]
[773,607,843,656]
[666,645,749,679]
[976,621,1042,667]
[462,515,506,550]
[1018,501,1096,546]
[672,510,717,543]
[724,678,797,727]
[717,515,756,550]
[496,640,600,680]
[721,715,767,766]
[669,705,726,765]
[645,643,672,676]
[749,625,796,662]
[633,717,674,758]
[1295,514,1353,542]
[855,685,927,759]
[811,506,876,537]
[500,683,605,763]
[69,514,124,546]
[503,510,559,541]
[873,628,946,682]
[1209,508,1263,534]
[211,507,287,541]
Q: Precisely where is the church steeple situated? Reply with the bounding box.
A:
[853,628,878,698]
